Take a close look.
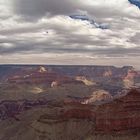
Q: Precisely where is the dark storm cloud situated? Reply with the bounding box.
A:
[13,0,140,22]
[13,0,80,20]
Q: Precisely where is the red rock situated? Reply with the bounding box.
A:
[95,89,140,133]
[60,108,95,120]
[59,89,140,134]
[7,67,83,86]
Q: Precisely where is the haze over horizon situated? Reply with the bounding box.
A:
[0,0,140,68]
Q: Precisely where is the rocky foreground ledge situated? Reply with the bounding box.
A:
[0,89,140,140]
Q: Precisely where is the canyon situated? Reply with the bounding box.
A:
[0,65,140,140]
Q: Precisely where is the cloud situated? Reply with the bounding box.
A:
[13,0,140,21]
[0,16,139,56]
[0,0,139,68]
[13,0,81,20]
[128,0,140,8]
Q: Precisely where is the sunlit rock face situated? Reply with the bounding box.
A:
[29,87,44,94]
[38,66,47,73]
[51,81,59,88]
[83,90,113,104]
[123,69,136,88]
[75,76,96,86]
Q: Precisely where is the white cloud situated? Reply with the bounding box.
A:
[0,0,139,68]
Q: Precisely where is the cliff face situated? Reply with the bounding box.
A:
[1,65,139,88]
[95,89,140,133]
[83,90,113,104]
[31,111,95,140]
[0,99,49,120]
[59,89,140,135]
[0,89,140,140]
[0,65,140,140]
[7,66,83,86]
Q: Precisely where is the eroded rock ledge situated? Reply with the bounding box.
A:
[0,89,140,140]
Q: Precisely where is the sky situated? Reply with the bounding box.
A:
[0,0,140,69]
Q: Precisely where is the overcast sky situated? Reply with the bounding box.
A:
[0,0,140,69]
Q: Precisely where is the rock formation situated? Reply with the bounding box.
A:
[0,89,140,140]
[0,65,140,140]
[83,90,113,104]
[7,66,83,87]
[95,89,140,134]
[75,76,96,86]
